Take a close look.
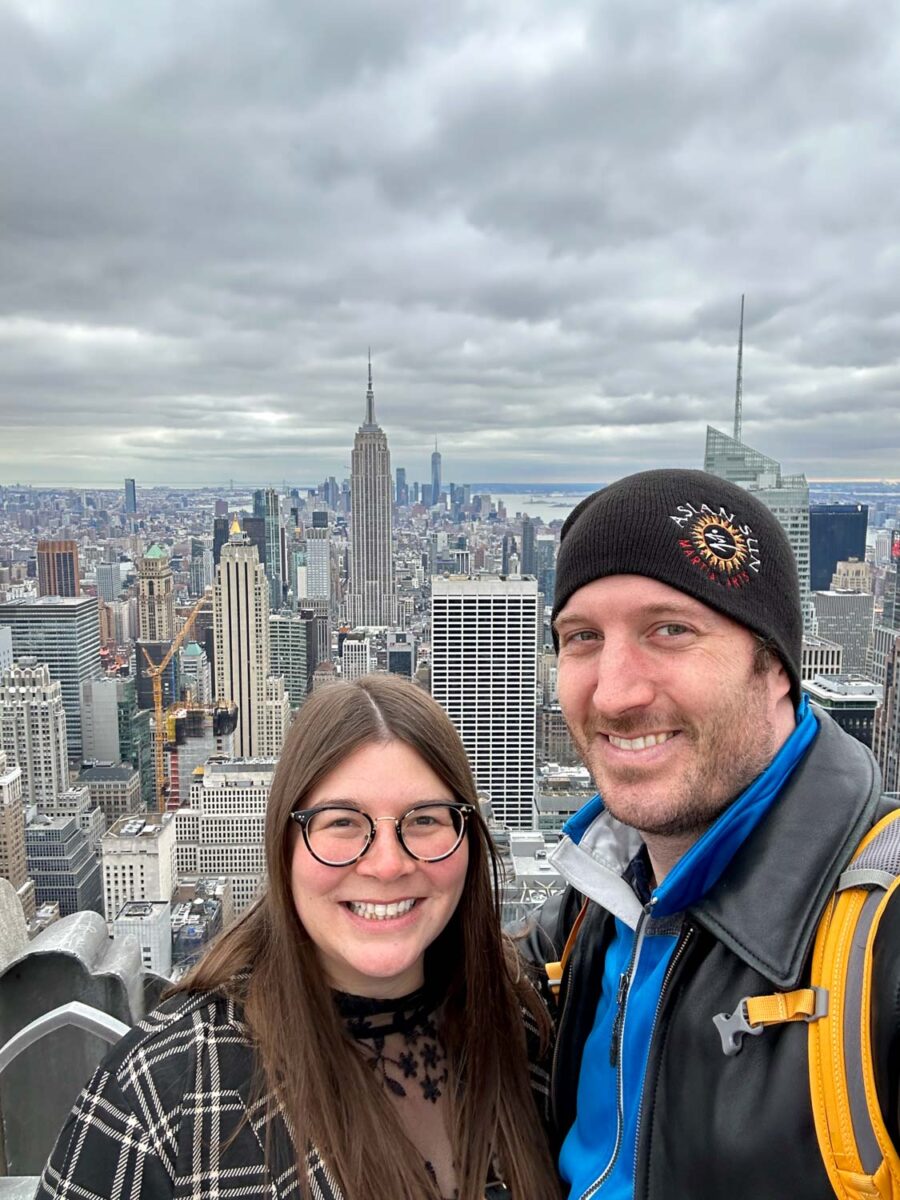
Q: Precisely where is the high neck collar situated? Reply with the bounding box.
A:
[333,983,439,1038]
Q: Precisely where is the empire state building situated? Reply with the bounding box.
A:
[347,356,396,628]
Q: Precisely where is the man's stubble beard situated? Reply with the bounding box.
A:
[572,666,778,841]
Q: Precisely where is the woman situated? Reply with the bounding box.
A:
[38,675,560,1200]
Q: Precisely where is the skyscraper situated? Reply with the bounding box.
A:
[176,758,275,913]
[189,542,214,597]
[869,537,900,779]
[704,425,813,632]
[431,576,539,828]
[0,749,36,921]
[164,705,236,806]
[0,661,69,807]
[520,517,536,577]
[213,521,287,757]
[387,630,415,677]
[100,811,175,921]
[138,545,176,642]
[501,534,517,576]
[431,440,442,508]
[242,516,267,568]
[213,516,230,567]
[25,812,102,917]
[81,674,154,806]
[0,627,11,673]
[37,540,80,598]
[347,355,396,627]
[95,562,120,604]
[810,504,868,592]
[124,478,137,514]
[873,630,900,792]
[803,676,880,749]
[705,305,814,631]
[270,611,316,708]
[254,488,285,612]
[304,511,333,603]
[811,590,874,675]
[340,634,372,680]
[536,534,557,601]
[262,675,291,753]
[78,763,142,826]
[395,467,408,507]
[0,595,101,760]
[180,641,212,706]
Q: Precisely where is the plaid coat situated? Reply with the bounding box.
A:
[37,988,552,1200]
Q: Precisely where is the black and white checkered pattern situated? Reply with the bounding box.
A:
[37,988,552,1199]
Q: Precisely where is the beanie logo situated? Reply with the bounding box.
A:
[669,503,761,588]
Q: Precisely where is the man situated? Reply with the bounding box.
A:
[526,468,897,1199]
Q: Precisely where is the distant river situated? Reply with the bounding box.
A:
[489,492,594,525]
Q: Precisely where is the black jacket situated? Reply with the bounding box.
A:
[519,712,900,1199]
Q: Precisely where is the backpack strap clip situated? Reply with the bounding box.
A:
[713,986,828,1056]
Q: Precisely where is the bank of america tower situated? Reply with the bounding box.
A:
[347,356,396,628]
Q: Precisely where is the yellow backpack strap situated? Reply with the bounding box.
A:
[545,898,589,1002]
[713,809,900,1200]
[807,810,900,1199]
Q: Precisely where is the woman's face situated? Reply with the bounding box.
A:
[290,739,470,999]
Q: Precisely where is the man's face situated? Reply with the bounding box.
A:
[555,575,795,840]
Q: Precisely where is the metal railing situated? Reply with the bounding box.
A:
[0,1002,129,1077]
[0,1002,129,1194]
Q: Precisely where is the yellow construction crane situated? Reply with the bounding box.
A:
[141,590,213,813]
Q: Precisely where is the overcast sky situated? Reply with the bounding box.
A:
[3,0,900,487]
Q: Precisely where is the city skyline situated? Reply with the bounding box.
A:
[1,352,899,1008]
[3,1,900,486]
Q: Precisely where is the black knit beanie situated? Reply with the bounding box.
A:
[552,468,803,705]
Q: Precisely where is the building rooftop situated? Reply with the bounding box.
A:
[115,900,169,920]
[802,635,843,650]
[196,758,277,782]
[805,674,883,702]
[0,595,96,609]
[25,814,73,833]
[78,765,139,783]
[510,854,563,883]
[103,813,172,840]
[539,762,593,784]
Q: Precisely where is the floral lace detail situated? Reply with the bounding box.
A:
[335,986,449,1104]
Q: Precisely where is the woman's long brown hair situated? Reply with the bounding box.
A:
[177,675,560,1200]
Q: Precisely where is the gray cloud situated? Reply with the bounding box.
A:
[2,0,900,486]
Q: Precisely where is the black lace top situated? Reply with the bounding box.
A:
[335,987,456,1199]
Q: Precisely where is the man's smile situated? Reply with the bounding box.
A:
[606,731,678,752]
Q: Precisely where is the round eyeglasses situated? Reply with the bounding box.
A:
[290,802,474,867]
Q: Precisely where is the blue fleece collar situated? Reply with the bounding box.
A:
[561,697,819,919]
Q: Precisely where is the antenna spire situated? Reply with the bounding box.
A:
[733,294,744,443]
[365,348,375,426]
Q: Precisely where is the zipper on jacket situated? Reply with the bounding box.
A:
[608,970,630,1067]
[577,911,649,1200]
[631,922,695,1188]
